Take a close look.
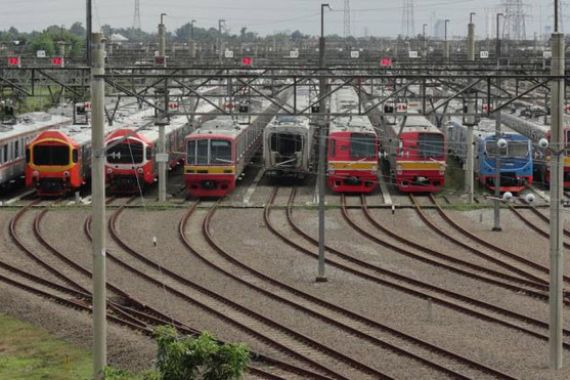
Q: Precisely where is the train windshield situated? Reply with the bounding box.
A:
[418,133,444,159]
[106,140,144,164]
[271,133,302,154]
[33,145,69,165]
[187,139,231,165]
[350,133,376,159]
[211,140,232,164]
[508,141,529,157]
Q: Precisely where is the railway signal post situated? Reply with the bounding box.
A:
[317,3,331,283]
[549,27,565,369]
[90,32,107,380]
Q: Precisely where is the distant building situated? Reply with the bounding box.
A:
[434,19,446,40]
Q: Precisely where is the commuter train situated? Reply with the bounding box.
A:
[327,115,379,193]
[499,108,570,188]
[447,118,533,193]
[1,112,69,192]
[382,115,446,193]
[184,116,263,197]
[25,106,153,196]
[263,115,314,179]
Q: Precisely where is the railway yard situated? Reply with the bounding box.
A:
[4,1,570,379]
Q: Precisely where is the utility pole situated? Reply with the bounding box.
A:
[493,12,504,231]
[218,19,226,64]
[86,0,92,66]
[189,19,197,58]
[90,32,106,380]
[423,23,428,57]
[549,0,565,369]
[444,19,450,60]
[496,13,503,65]
[317,3,331,283]
[467,12,476,61]
[158,13,167,202]
[465,13,476,204]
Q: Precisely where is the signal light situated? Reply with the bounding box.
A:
[241,56,253,66]
[380,57,392,67]
[51,56,64,67]
[7,56,21,67]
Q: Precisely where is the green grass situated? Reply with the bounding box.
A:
[0,313,92,380]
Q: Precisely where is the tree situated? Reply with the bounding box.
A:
[69,21,85,37]
[291,30,304,42]
[155,326,250,380]
[27,33,55,56]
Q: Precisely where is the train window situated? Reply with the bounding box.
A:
[72,149,79,163]
[2,144,7,163]
[210,140,231,164]
[508,141,529,157]
[26,148,30,163]
[14,140,19,158]
[187,140,196,164]
[272,133,302,155]
[485,141,507,157]
[197,140,209,165]
[33,145,69,165]
[418,133,444,159]
[329,139,336,156]
[107,140,144,164]
[350,133,376,159]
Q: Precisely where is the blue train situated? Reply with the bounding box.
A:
[447,118,533,193]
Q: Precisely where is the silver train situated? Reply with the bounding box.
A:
[262,115,314,179]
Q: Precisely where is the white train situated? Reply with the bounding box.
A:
[0,112,70,192]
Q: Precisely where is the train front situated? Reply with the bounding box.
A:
[394,131,446,192]
[25,130,82,196]
[105,129,154,194]
[264,116,310,179]
[185,134,235,197]
[327,131,378,193]
[479,134,532,193]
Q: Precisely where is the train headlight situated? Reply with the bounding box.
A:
[137,168,144,174]
[32,170,39,177]
[396,165,403,174]
[497,138,508,149]
[538,138,549,149]
[106,168,113,174]
[525,193,536,203]
[502,192,513,202]
[63,171,70,177]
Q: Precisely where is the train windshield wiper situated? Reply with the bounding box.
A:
[213,158,233,164]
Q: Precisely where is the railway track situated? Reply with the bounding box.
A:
[191,197,517,379]
[2,201,316,379]
[426,194,570,286]
[269,188,570,350]
[106,203,360,380]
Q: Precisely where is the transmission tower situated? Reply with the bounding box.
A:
[502,0,526,40]
[343,0,351,38]
[401,0,415,37]
[133,0,141,30]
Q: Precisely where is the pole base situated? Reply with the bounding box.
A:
[492,226,502,232]
[315,276,328,283]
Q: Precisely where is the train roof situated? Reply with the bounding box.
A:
[0,112,70,141]
[265,115,311,132]
[330,115,376,135]
[389,115,440,134]
[190,117,244,139]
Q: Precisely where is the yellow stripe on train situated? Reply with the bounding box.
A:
[564,157,570,166]
[184,165,236,174]
[328,161,378,170]
[397,161,446,170]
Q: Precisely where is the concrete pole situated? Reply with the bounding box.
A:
[549,30,564,370]
[218,19,225,64]
[444,19,450,60]
[467,13,476,61]
[465,102,475,203]
[493,102,502,231]
[317,3,330,283]
[86,0,92,65]
[90,32,106,380]
[496,13,503,66]
[158,14,167,202]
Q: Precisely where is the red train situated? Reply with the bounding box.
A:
[104,115,192,194]
[383,115,447,192]
[327,116,379,193]
[185,116,262,197]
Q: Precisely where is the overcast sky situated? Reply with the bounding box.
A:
[0,0,560,38]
